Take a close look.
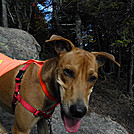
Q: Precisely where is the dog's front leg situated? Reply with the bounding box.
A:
[37,118,49,134]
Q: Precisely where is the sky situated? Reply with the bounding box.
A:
[37,4,53,12]
[37,3,52,21]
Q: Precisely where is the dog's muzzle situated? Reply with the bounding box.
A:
[61,101,87,133]
[70,103,87,118]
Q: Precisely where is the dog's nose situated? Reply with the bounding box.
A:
[70,103,87,118]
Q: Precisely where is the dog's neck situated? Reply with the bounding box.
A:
[41,58,60,101]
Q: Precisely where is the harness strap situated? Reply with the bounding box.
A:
[12,63,59,119]
[14,93,58,118]
[39,65,59,102]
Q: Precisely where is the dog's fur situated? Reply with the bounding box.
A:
[0,35,120,134]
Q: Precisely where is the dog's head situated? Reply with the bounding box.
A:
[46,35,120,133]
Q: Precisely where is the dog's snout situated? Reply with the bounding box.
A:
[70,103,87,118]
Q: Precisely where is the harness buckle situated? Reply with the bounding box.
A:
[14,92,21,102]
[16,70,25,79]
[34,109,42,117]
[14,91,19,96]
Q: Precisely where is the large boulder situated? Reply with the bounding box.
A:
[52,105,129,134]
[0,26,41,60]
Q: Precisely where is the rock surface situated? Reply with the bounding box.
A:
[0,26,40,60]
[0,105,128,134]
[51,105,128,134]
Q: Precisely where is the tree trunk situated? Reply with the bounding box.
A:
[117,47,121,79]
[127,0,134,97]
[60,0,62,6]
[95,26,101,51]
[53,0,63,34]
[14,0,22,29]
[0,0,2,26]
[26,5,32,32]
[75,1,83,48]
[2,0,8,27]
[127,28,134,97]
[128,43,134,97]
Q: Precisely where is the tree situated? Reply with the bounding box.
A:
[2,0,8,27]
[0,0,2,26]
[75,1,83,47]
[5,0,35,31]
[0,0,134,96]
[127,0,134,97]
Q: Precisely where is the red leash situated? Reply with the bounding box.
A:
[12,63,59,119]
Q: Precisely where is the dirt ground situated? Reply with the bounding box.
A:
[89,77,134,134]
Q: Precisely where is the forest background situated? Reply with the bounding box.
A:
[0,0,134,133]
[0,0,134,110]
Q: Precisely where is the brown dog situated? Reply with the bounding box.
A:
[0,35,120,134]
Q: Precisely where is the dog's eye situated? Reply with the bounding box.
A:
[63,69,73,78]
[88,76,97,82]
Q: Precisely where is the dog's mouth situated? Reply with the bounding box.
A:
[61,109,81,133]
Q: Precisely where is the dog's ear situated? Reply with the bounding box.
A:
[46,35,74,54]
[91,52,120,67]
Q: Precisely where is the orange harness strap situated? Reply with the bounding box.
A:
[12,62,60,119]
[39,64,59,102]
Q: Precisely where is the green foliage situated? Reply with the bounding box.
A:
[112,38,132,48]
[112,10,134,48]
[123,17,134,28]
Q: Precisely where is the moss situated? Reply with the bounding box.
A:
[0,42,8,48]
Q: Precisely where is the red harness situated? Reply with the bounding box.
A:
[12,63,60,119]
